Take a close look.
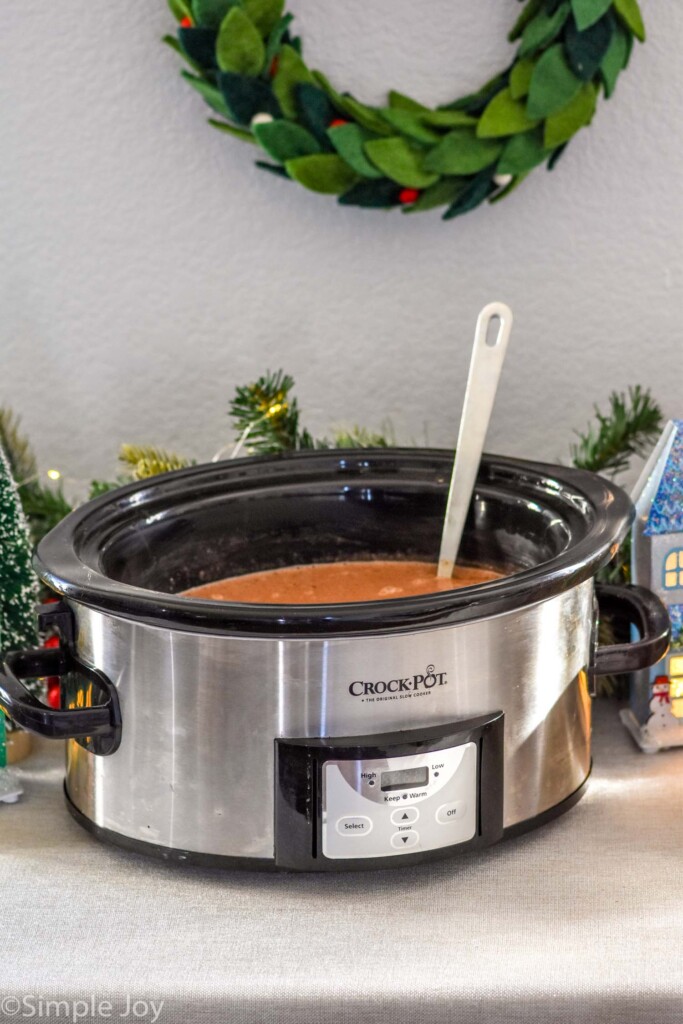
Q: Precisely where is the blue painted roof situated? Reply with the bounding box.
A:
[645,420,683,535]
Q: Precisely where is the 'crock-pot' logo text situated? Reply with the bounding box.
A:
[349,665,447,703]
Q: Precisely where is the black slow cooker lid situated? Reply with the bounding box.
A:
[35,449,633,637]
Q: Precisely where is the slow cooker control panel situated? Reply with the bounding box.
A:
[274,712,504,871]
[322,744,476,859]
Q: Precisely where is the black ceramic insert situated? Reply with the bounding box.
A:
[35,448,634,637]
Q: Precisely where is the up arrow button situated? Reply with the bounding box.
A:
[390,806,419,826]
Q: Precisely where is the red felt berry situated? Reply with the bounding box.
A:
[179,15,193,26]
[329,118,348,128]
[398,188,420,205]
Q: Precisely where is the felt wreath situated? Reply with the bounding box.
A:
[164,0,645,220]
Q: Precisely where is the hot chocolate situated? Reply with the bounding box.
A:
[182,560,501,605]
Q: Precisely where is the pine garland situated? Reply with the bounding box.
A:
[0,408,37,485]
[118,445,192,480]
[229,370,313,453]
[0,409,72,545]
[0,377,663,560]
[570,385,662,476]
[329,425,393,449]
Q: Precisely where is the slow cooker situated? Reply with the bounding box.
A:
[0,449,670,871]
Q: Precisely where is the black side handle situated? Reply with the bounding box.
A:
[592,583,670,677]
[0,645,121,756]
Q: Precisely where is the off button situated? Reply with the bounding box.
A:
[436,801,467,824]
[336,816,373,836]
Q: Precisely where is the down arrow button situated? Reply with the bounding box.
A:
[390,830,419,850]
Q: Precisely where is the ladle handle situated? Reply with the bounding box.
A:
[438,302,513,578]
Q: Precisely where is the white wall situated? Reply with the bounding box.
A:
[2,0,681,492]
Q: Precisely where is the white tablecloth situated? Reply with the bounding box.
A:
[1,702,682,1024]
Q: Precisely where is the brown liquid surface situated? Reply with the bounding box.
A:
[182,560,502,605]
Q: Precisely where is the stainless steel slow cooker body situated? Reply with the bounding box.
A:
[1,450,670,871]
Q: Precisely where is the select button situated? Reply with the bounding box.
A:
[336,816,373,837]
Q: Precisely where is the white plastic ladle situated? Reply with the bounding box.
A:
[437,302,514,579]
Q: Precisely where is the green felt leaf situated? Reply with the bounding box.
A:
[519,3,571,58]
[339,95,394,136]
[264,13,293,65]
[272,45,315,118]
[543,82,597,146]
[313,74,391,137]
[509,57,536,99]
[168,0,194,24]
[378,108,440,144]
[613,0,645,41]
[547,143,567,169]
[570,0,612,31]
[403,177,468,214]
[442,170,495,220]
[526,44,582,119]
[285,154,358,194]
[363,137,439,188]
[256,160,290,178]
[496,128,550,174]
[310,70,346,113]
[489,172,530,204]
[338,179,400,208]
[182,71,231,115]
[420,109,478,128]
[388,91,429,113]
[423,130,503,175]
[164,34,202,70]
[208,117,256,141]
[178,27,217,67]
[295,84,335,148]
[242,0,284,37]
[254,119,321,161]
[477,87,540,138]
[445,73,508,116]
[219,71,280,123]
[216,7,265,75]
[193,0,238,29]
[328,124,384,179]
[508,0,543,41]
[565,12,615,80]
[600,22,630,97]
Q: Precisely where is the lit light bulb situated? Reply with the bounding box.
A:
[46,469,62,481]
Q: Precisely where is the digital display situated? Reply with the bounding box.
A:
[380,766,429,792]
